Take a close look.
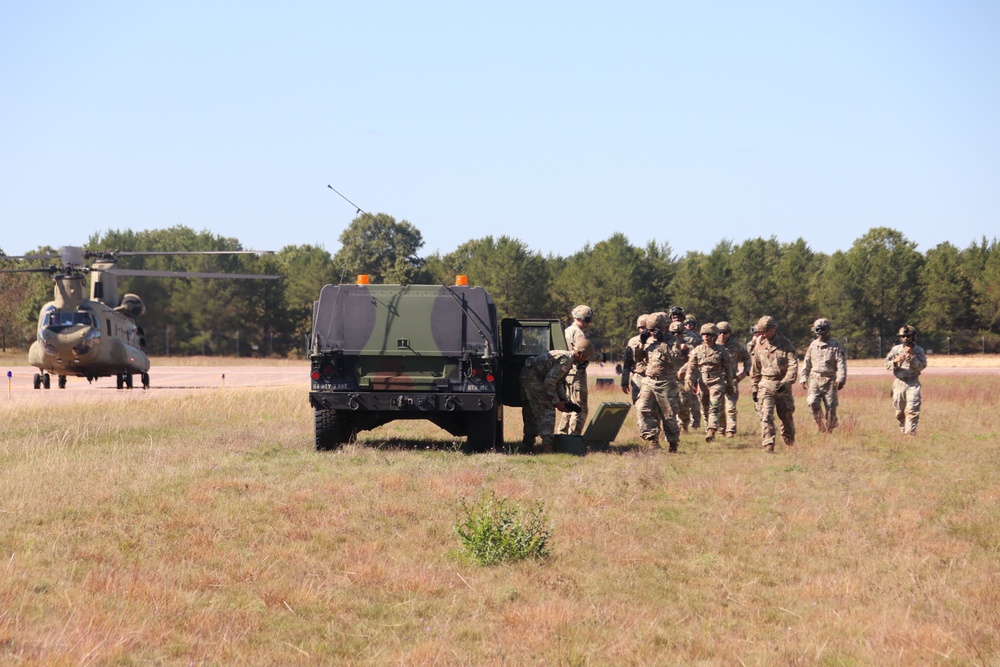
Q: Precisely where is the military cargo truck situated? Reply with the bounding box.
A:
[308,277,566,451]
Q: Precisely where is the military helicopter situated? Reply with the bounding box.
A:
[0,246,279,390]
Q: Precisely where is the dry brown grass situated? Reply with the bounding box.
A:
[2,376,999,665]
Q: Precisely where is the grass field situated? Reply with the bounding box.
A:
[2,373,999,664]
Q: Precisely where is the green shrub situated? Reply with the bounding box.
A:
[454,491,552,566]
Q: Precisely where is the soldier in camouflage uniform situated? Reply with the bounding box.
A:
[521,339,595,453]
[669,320,698,432]
[885,325,926,436]
[747,323,764,415]
[685,323,735,442]
[750,316,798,453]
[716,321,751,438]
[620,314,648,404]
[634,314,684,451]
[557,305,593,436]
[683,314,701,346]
[800,318,847,433]
[669,307,701,430]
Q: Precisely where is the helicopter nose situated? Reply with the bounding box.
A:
[42,327,95,358]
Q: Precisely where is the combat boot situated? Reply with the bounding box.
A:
[705,428,716,443]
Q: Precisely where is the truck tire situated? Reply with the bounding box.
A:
[315,409,344,451]
[466,406,499,452]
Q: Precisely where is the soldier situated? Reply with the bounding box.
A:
[747,323,765,415]
[716,321,750,438]
[685,323,735,442]
[683,314,700,346]
[885,325,927,436]
[634,314,683,452]
[669,320,698,432]
[521,339,596,453]
[669,307,701,430]
[557,305,593,436]
[620,314,648,404]
[749,316,798,453]
[800,318,848,433]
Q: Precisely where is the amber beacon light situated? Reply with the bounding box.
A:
[357,274,370,285]
[455,275,469,286]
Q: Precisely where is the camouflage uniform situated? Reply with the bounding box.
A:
[885,326,926,436]
[750,316,798,452]
[667,322,698,431]
[717,322,751,436]
[521,350,575,448]
[557,307,591,435]
[620,315,648,404]
[800,321,847,433]
[685,324,735,441]
[634,315,683,451]
[746,327,764,416]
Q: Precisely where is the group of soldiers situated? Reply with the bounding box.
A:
[519,303,928,454]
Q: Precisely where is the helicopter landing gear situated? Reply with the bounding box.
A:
[58,375,67,389]
[125,373,134,390]
[33,373,41,389]
[42,373,51,389]
[141,372,150,390]
[116,374,124,390]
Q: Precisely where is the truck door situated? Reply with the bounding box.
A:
[499,318,567,407]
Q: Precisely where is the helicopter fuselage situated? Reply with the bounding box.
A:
[28,298,150,380]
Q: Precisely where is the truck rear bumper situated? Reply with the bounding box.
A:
[309,391,497,412]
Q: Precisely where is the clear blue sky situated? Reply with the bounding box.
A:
[3,1,998,260]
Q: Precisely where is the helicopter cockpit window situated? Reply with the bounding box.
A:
[45,311,97,331]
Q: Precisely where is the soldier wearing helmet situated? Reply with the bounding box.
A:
[799,318,848,434]
[885,324,926,436]
[620,314,649,404]
[557,305,594,436]
[749,316,798,452]
[668,308,701,431]
[667,320,698,432]
[633,313,685,451]
[520,340,595,453]
[683,322,735,442]
[715,321,751,438]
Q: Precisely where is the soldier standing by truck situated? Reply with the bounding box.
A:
[557,305,593,436]
[522,340,595,453]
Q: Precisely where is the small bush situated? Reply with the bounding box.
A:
[454,491,552,566]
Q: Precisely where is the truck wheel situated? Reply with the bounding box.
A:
[42,373,51,389]
[141,373,150,390]
[466,406,499,453]
[116,374,124,389]
[58,375,67,389]
[33,373,41,390]
[315,409,344,451]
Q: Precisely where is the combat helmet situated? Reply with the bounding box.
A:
[571,305,593,322]
[669,306,685,320]
[756,315,777,332]
[716,321,732,333]
[645,313,666,331]
[684,314,697,325]
[813,318,831,335]
[668,321,684,335]
[897,325,917,340]
[636,314,649,329]
[699,323,719,336]
[574,338,596,361]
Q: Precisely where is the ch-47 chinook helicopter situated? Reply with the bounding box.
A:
[0,246,279,390]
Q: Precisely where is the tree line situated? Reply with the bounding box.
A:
[2,221,999,359]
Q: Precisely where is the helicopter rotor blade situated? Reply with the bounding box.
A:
[0,266,59,274]
[0,253,61,261]
[101,268,281,280]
